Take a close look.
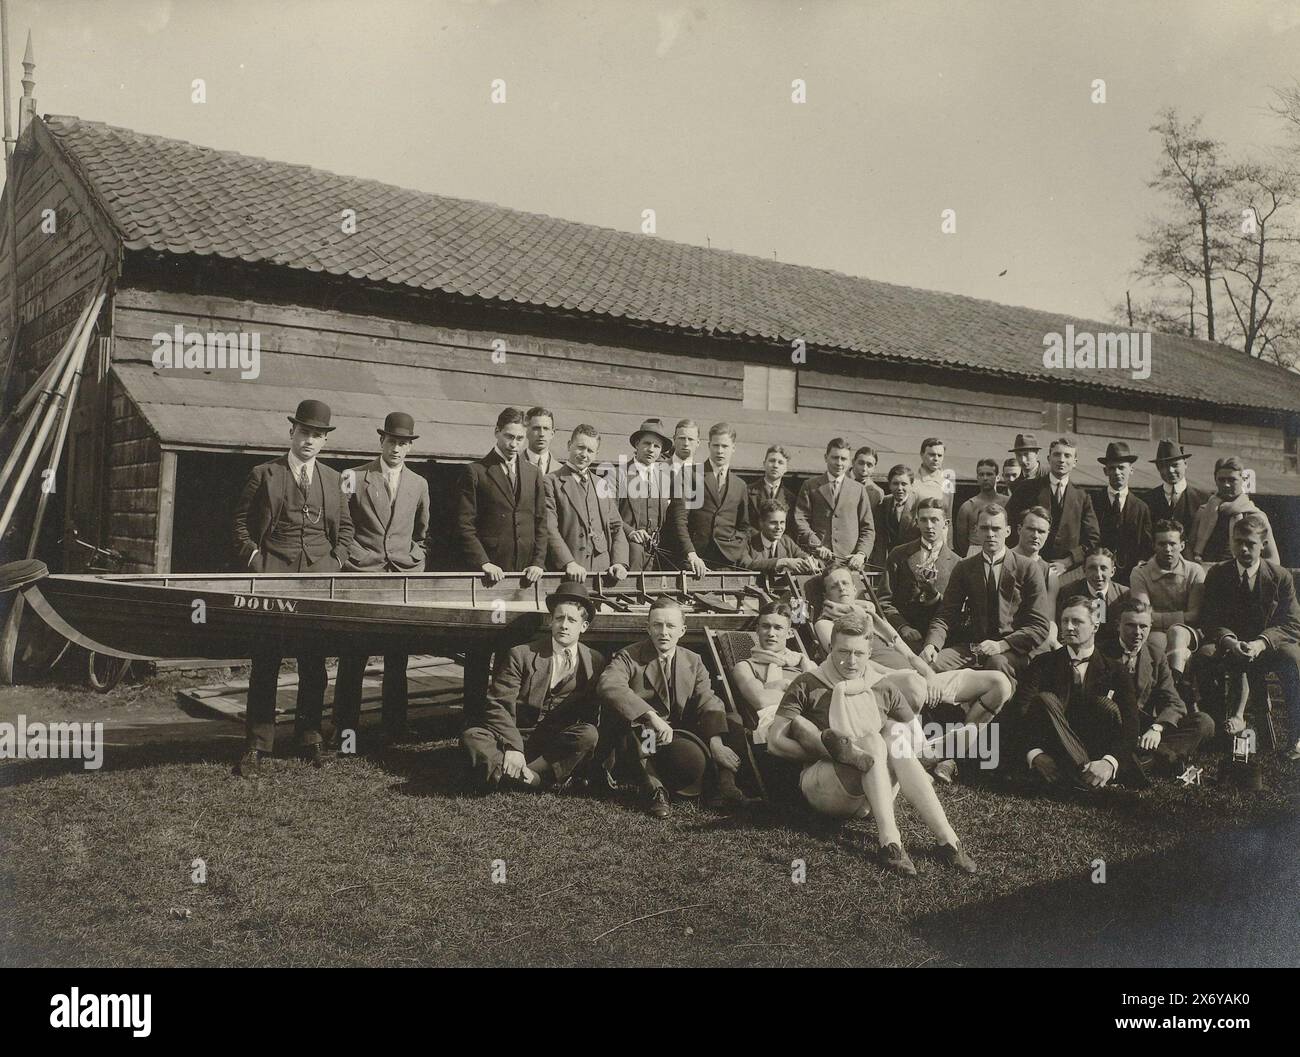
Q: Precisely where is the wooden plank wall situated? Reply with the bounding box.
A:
[110,288,1056,475]
[106,377,160,573]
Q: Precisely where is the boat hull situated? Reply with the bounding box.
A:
[21,570,767,660]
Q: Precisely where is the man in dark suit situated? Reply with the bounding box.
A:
[1007,436,1100,582]
[878,497,961,651]
[1105,595,1213,777]
[871,464,919,568]
[921,503,1050,678]
[232,399,354,775]
[456,406,548,582]
[683,422,749,572]
[1009,433,1044,481]
[455,407,549,719]
[793,437,875,571]
[333,412,431,749]
[743,498,820,576]
[544,424,629,580]
[1012,594,1142,790]
[618,418,691,572]
[596,597,744,817]
[1197,514,1300,759]
[1092,441,1153,584]
[1145,439,1209,531]
[1059,549,1128,648]
[747,444,796,527]
[461,582,606,791]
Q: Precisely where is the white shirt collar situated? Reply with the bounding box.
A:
[526,449,548,467]
[1067,645,1095,662]
[1050,474,1069,489]
[1166,480,1186,498]
[287,451,315,481]
[1238,560,1261,581]
[1107,486,1128,501]
[983,548,1008,565]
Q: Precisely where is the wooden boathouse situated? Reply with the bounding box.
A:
[2,109,1299,587]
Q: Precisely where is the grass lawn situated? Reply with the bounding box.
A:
[1,676,1298,967]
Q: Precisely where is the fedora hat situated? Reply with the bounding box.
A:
[1098,441,1140,465]
[1150,438,1192,464]
[1009,432,1040,453]
[378,411,419,441]
[545,580,596,622]
[287,399,335,433]
[629,418,674,457]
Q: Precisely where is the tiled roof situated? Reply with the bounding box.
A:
[43,114,1300,415]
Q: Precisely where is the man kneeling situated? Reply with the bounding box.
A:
[765,614,977,877]
[460,582,604,792]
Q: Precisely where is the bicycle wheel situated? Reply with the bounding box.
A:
[87,650,131,692]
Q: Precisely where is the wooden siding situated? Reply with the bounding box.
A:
[106,376,160,573]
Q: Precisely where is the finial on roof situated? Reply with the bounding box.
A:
[18,30,35,135]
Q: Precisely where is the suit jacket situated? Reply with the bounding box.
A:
[1014,646,1140,772]
[1200,560,1300,652]
[686,461,750,566]
[524,449,561,476]
[544,464,629,572]
[343,460,430,572]
[456,449,548,571]
[794,474,875,560]
[1103,641,1186,727]
[233,456,353,571]
[1091,491,1153,582]
[616,460,691,570]
[925,548,1050,655]
[474,637,607,752]
[1144,482,1209,533]
[871,495,919,568]
[743,530,811,573]
[878,539,961,641]
[597,638,729,738]
[1008,475,1100,570]
[747,479,795,527]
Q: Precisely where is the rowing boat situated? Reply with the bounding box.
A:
[8,565,768,661]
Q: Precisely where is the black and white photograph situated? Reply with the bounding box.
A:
[0,0,1297,1003]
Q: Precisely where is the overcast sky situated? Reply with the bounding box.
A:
[6,0,1300,323]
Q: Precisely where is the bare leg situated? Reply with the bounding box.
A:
[1167,625,1192,676]
[890,750,960,846]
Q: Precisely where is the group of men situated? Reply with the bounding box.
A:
[229,399,1299,876]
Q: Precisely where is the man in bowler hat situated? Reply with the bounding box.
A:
[232,399,354,775]
[1092,441,1153,584]
[333,412,432,750]
[1145,439,1209,530]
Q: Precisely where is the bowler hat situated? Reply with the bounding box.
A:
[545,580,596,622]
[1009,433,1040,453]
[1150,438,1192,464]
[288,399,335,433]
[1098,441,1140,465]
[378,411,419,441]
[629,418,674,457]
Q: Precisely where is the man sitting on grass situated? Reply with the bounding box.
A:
[460,582,605,793]
[765,614,978,877]
[730,600,818,744]
[1011,595,1141,792]
[1104,595,1213,779]
[1128,518,1204,696]
[1196,513,1300,760]
[597,597,750,817]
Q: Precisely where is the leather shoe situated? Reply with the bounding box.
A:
[939,840,978,874]
[878,842,917,877]
[645,785,672,820]
[235,748,260,778]
[821,729,875,773]
[300,742,326,769]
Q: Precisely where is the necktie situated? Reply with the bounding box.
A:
[716,469,726,492]
[1053,483,1063,508]
[984,560,1000,638]
[769,541,778,559]
[831,477,841,501]
[661,656,674,711]
[1241,568,1251,596]
[1167,488,1176,508]
[1070,657,1086,689]
[1123,652,1137,674]
[555,648,572,686]
[298,466,310,494]
[1111,494,1121,518]
[385,472,397,500]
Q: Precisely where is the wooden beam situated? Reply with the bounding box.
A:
[154,448,176,573]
